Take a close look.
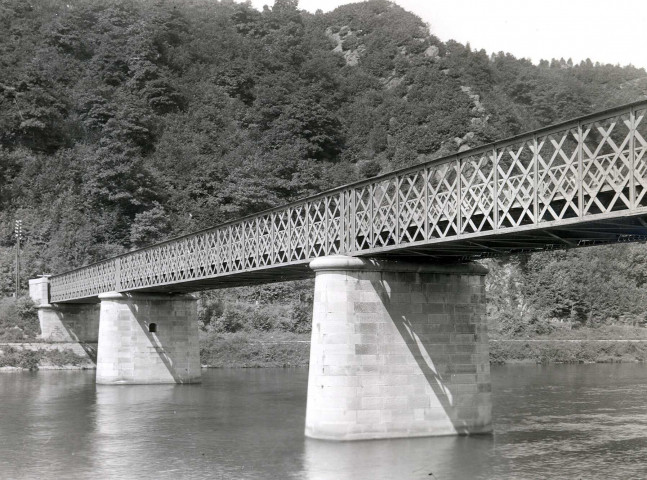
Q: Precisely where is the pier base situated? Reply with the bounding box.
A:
[96,292,201,385]
[305,256,492,441]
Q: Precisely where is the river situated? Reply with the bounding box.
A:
[0,364,646,479]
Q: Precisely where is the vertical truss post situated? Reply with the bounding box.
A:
[304,202,310,260]
[351,189,357,253]
[630,107,636,209]
[456,155,462,234]
[115,258,121,292]
[423,167,429,240]
[270,212,276,265]
[577,121,584,218]
[14,219,20,297]
[215,229,220,275]
[324,197,329,255]
[395,175,400,245]
[369,184,374,249]
[493,148,498,230]
[287,207,292,262]
[189,238,195,277]
[228,225,233,271]
[338,193,346,254]
[255,217,260,268]
[533,135,539,225]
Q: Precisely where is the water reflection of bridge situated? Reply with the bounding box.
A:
[30,101,647,441]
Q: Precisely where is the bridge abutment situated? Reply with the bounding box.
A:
[96,292,201,385]
[306,255,491,441]
[28,278,99,360]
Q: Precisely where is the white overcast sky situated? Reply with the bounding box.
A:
[244,0,647,70]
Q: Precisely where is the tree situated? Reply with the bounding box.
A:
[1,0,647,337]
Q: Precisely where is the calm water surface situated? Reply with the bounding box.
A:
[1,364,647,479]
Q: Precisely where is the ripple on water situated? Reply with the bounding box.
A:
[1,365,647,479]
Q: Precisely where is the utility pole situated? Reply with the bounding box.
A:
[14,219,22,298]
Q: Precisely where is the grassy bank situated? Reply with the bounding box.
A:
[489,325,647,364]
[2,335,647,370]
[200,327,647,368]
[0,297,94,370]
[199,331,310,368]
[3,291,647,369]
[490,339,647,364]
[0,346,93,370]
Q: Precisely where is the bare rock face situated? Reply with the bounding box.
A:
[325,26,364,66]
[326,27,344,53]
[453,131,478,152]
[460,86,486,114]
[382,69,404,89]
[344,48,363,66]
[458,144,471,152]
[424,45,439,58]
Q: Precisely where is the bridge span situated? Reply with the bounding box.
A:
[48,100,647,303]
[30,100,647,440]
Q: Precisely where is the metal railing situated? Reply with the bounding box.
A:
[50,100,647,302]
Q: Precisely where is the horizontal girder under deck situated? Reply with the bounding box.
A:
[50,100,647,303]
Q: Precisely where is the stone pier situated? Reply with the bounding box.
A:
[29,278,201,384]
[305,255,491,441]
[96,292,201,385]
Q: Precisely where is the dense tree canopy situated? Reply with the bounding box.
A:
[1,0,647,330]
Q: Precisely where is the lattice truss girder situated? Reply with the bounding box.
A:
[50,102,647,302]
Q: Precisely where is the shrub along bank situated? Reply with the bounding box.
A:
[199,332,647,368]
[2,294,647,369]
[0,297,92,370]
[0,346,92,370]
[199,331,310,368]
[490,340,647,365]
[197,290,647,367]
[0,297,40,341]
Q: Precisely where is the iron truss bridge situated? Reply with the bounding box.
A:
[51,100,647,302]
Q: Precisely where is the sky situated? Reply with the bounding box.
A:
[244,0,647,70]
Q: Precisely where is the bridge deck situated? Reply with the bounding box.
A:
[50,101,647,303]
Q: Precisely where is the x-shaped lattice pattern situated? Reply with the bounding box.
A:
[428,162,459,238]
[581,114,632,214]
[460,153,495,233]
[497,141,535,228]
[537,129,580,221]
[50,103,647,302]
[372,179,398,248]
[398,171,427,243]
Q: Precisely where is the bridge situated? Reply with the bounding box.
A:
[29,100,647,441]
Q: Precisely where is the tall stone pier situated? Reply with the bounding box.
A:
[29,278,201,385]
[96,292,201,385]
[305,256,491,441]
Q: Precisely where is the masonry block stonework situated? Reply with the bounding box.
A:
[29,277,99,355]
[305,255,491,441]
[96,292,201,385]
[28,277,50,306]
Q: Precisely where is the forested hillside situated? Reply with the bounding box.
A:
[2,0,647,334]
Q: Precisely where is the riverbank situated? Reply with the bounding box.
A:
[199,331,311,368]
[198,327,647,368]
[489,325,647,364]
[490,339,647,364]
[0,343,95,370]
[3,328,647,370]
